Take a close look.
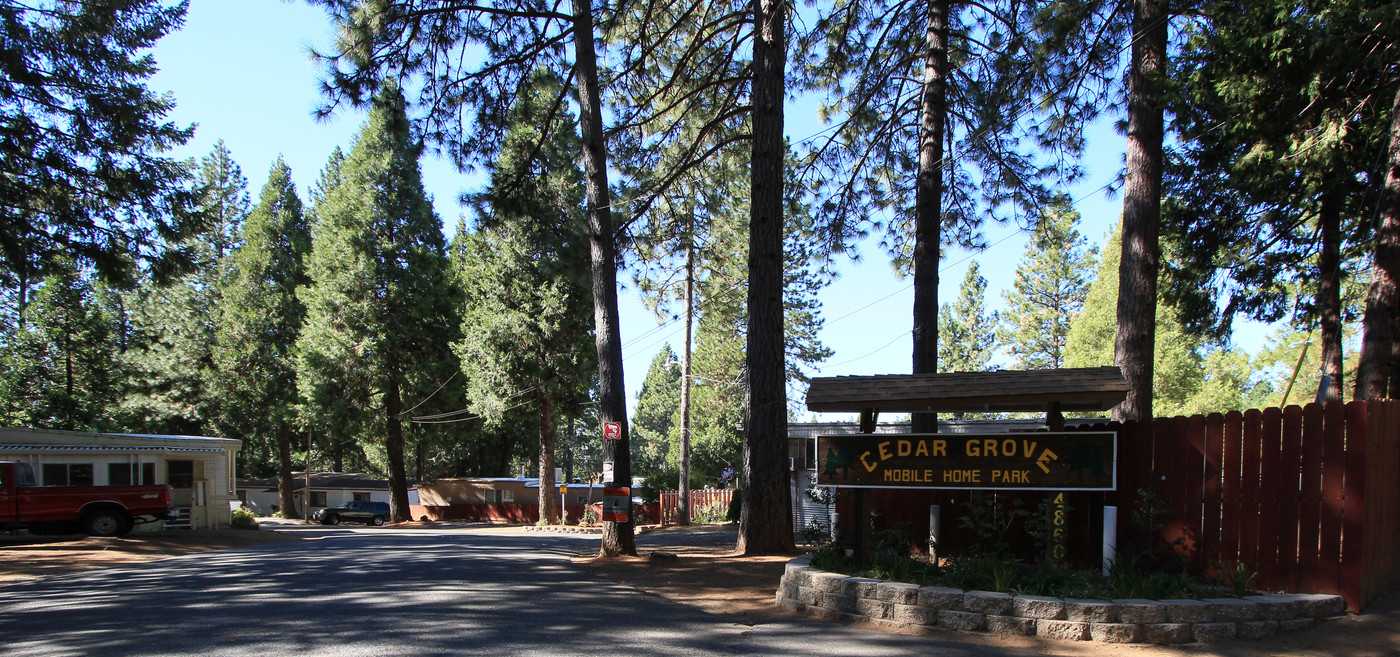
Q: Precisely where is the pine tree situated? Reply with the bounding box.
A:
[1062,222,1266,416]
[631,346,681,476]
[0,259,122,430]
[938,262,998,373]
[999,198,1097,369]
[197,140,252,263]
[313,0,637,556]
[297,85,459,523]
[216,156,310,516]
[0,0,199,288]
[117,141,250,435]
[452,72,595,524]
[1164,1,1395,403]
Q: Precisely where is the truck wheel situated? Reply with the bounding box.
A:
[371,515,386,527]
[323,513,339,526]
[84,509,131,537]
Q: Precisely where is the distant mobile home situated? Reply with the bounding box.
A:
[236,472,390,519]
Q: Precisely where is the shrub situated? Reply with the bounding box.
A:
[230,507,258,529]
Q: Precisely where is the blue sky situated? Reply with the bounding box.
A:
[149,2,1265,421]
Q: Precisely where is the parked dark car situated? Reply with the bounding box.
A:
[316,501,390,526]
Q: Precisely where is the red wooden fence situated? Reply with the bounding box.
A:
[658,488,734,524]
[833,400,1400,612]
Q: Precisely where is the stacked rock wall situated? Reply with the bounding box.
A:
[776,555,1346,644]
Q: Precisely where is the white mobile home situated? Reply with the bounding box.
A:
[0,427,242,531]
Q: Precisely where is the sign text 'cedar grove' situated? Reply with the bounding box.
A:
[816,432,1116,491]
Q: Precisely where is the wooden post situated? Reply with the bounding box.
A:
[1047,402,1064,431]
[853,488,869,568]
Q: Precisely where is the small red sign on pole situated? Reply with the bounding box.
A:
[603,421,622,440]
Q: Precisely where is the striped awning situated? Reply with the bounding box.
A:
[0,444,228,453]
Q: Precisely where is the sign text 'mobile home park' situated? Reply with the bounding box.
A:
[816,432,1117,491]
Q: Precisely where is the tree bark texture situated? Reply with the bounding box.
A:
[386,378,412,522]
[1318,188,1344,402]
[678,238,694,526]
[1113,0,1167,422]
[537,391,559,523]
[737,0,794,555]
[277,422,300,519]
[572,0,635,556]
[1356,83,1400,401]
[910,0,948,435]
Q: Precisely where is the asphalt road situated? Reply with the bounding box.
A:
[0,526,1057,657]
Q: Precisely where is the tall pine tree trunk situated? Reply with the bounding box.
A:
[1113,0,1167,422]
[738,0,794,556]
[277,422,300,519]
[911,0,949,436]
[386,378,411,522]
[1318,187,1344,402]
[537,391,558,523]
[678,238,694,526]
[1357,83,1400,401]
[571,0,635,557]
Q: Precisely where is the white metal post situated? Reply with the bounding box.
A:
[929,504,941,562]
[1103,505,1118,576]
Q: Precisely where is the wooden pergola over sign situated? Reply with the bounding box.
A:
[805,366,1130,430]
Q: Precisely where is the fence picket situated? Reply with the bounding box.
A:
[1276,406,1305,592]
[1201,413,1225,576]
[1256,407,1284,588]
[1237,409,1262,576]
[1219,411,1243,573]
[1296,403,1325,593]
[1314,402,1346,597]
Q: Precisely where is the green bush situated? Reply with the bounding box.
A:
[230,507,258,529]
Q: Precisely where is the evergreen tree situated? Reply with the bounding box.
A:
[0,259,122,430]
[452,72,594,524]
[0,0,200,288]
[216,156,310,517]
[1065,223,1259,416]
[313,0,638,556]
[195,140,251,263]
[999,198,1097,369]
[801,0,1121,434]
[117,141,250,435]
[297,86,459,523]
[939,262,998,373]
[1164,1,1395,403]
[631,346,681,477]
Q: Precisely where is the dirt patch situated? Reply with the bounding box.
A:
[0,527,298,581]
[572,524,797,624]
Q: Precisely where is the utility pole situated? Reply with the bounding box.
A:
[678,233,695,526]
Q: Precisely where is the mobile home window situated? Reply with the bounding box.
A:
[310,492,328,507]
[42,464,93,486]
[167,460,194,488]
[352,492,370,502]
[109,463,133,486]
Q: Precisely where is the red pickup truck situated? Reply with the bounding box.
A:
[0,461,172,537]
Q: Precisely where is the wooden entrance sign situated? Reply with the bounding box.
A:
[817,432,1116,491]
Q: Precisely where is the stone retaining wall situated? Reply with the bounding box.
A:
[775,555,1346,644]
